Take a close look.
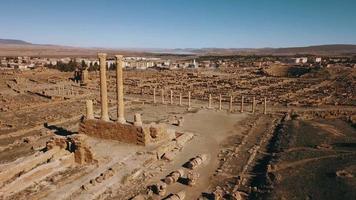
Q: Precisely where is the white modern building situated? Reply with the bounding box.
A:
[295,57,308,64]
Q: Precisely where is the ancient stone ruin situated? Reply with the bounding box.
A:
[79,53,172,146]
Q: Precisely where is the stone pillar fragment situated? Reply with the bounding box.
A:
[219,94,222,110]
[264,97,267,114]
[81,69,89,85]
[86,100,94,119]
[188,91,191,109]
[133,113,143,127]
[161,89,165,104]
[153,87,156,104]
[208,94,212,109]
[98,53,109,121]
[179,93,182,106]
[252,96,256,113]
[170,90,173,105]
[164,169,184,185]
[115,55,125,123]
[229,95,233,112]
[240,96,244,113]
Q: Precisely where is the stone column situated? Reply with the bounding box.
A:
[133,113,143,127]
[86,100,94,119]
[208,94,212,109]
[219,94,222,110]
[115,55,126,123]
[170,90,173,105]
[179,93,182,106]
[153,87,156,104]
[229,95,233,112]
[264,97,267,114]
[98,53,109,121]
[252,96,256,113]
[188,91,191,109]
[161,89,165,104]
[82,69,89,85]
[240,96,244,113]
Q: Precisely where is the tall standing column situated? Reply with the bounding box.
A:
[229,95,233,112]
[208,94,212,109]
[86,100,94,119]
[153,87,156,104]
[98,53,109,121]
[252,96,256,114]
[188,91,191,109]
[263,97,267,114]
[240,96,244,113]
[170,90,173,105]
[179,93,182,106]
[115,55,125,123]
[82,69,89,85]
[219,94,222,110]
[161,89,165,104]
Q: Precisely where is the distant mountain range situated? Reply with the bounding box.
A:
[189,45,356,56]
[0,38,356,56]
[0,39,32,45]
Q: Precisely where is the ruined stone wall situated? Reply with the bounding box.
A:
[79,119,145,145]
[295,109,355,121]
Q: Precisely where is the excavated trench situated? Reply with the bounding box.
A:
[248,114,356,200]
[248,115,290,200]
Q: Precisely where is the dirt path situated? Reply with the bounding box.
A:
[271,152,356,172]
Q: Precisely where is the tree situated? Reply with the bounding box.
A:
[81,60,87,69]
[88,62,99,71]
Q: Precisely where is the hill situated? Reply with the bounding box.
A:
[267,44,356,55]
[191,45,356,56]
[0,39,32,45]
[0,38,355,56]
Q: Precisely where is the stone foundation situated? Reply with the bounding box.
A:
[46,134,97,165]
[79,119,171,146]
[79,119,143,145]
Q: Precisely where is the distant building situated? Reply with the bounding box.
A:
[193,59,198,68]
[315,57,322,63]
[295,57,308,64]
[15,64,29,70]
[60,57,71,64]
[107,60,115,69]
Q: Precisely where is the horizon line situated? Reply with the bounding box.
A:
[1,38,356,50]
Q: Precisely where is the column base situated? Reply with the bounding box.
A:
[101,115,110,122]
[117,118,126,124]
[133,122,143,127]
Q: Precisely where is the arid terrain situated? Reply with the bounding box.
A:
[0,53,355,200]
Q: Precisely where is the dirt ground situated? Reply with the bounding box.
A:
[0,67,355,200]
[250,118,356,200]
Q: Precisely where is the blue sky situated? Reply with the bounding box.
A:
[0,0,355,48]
